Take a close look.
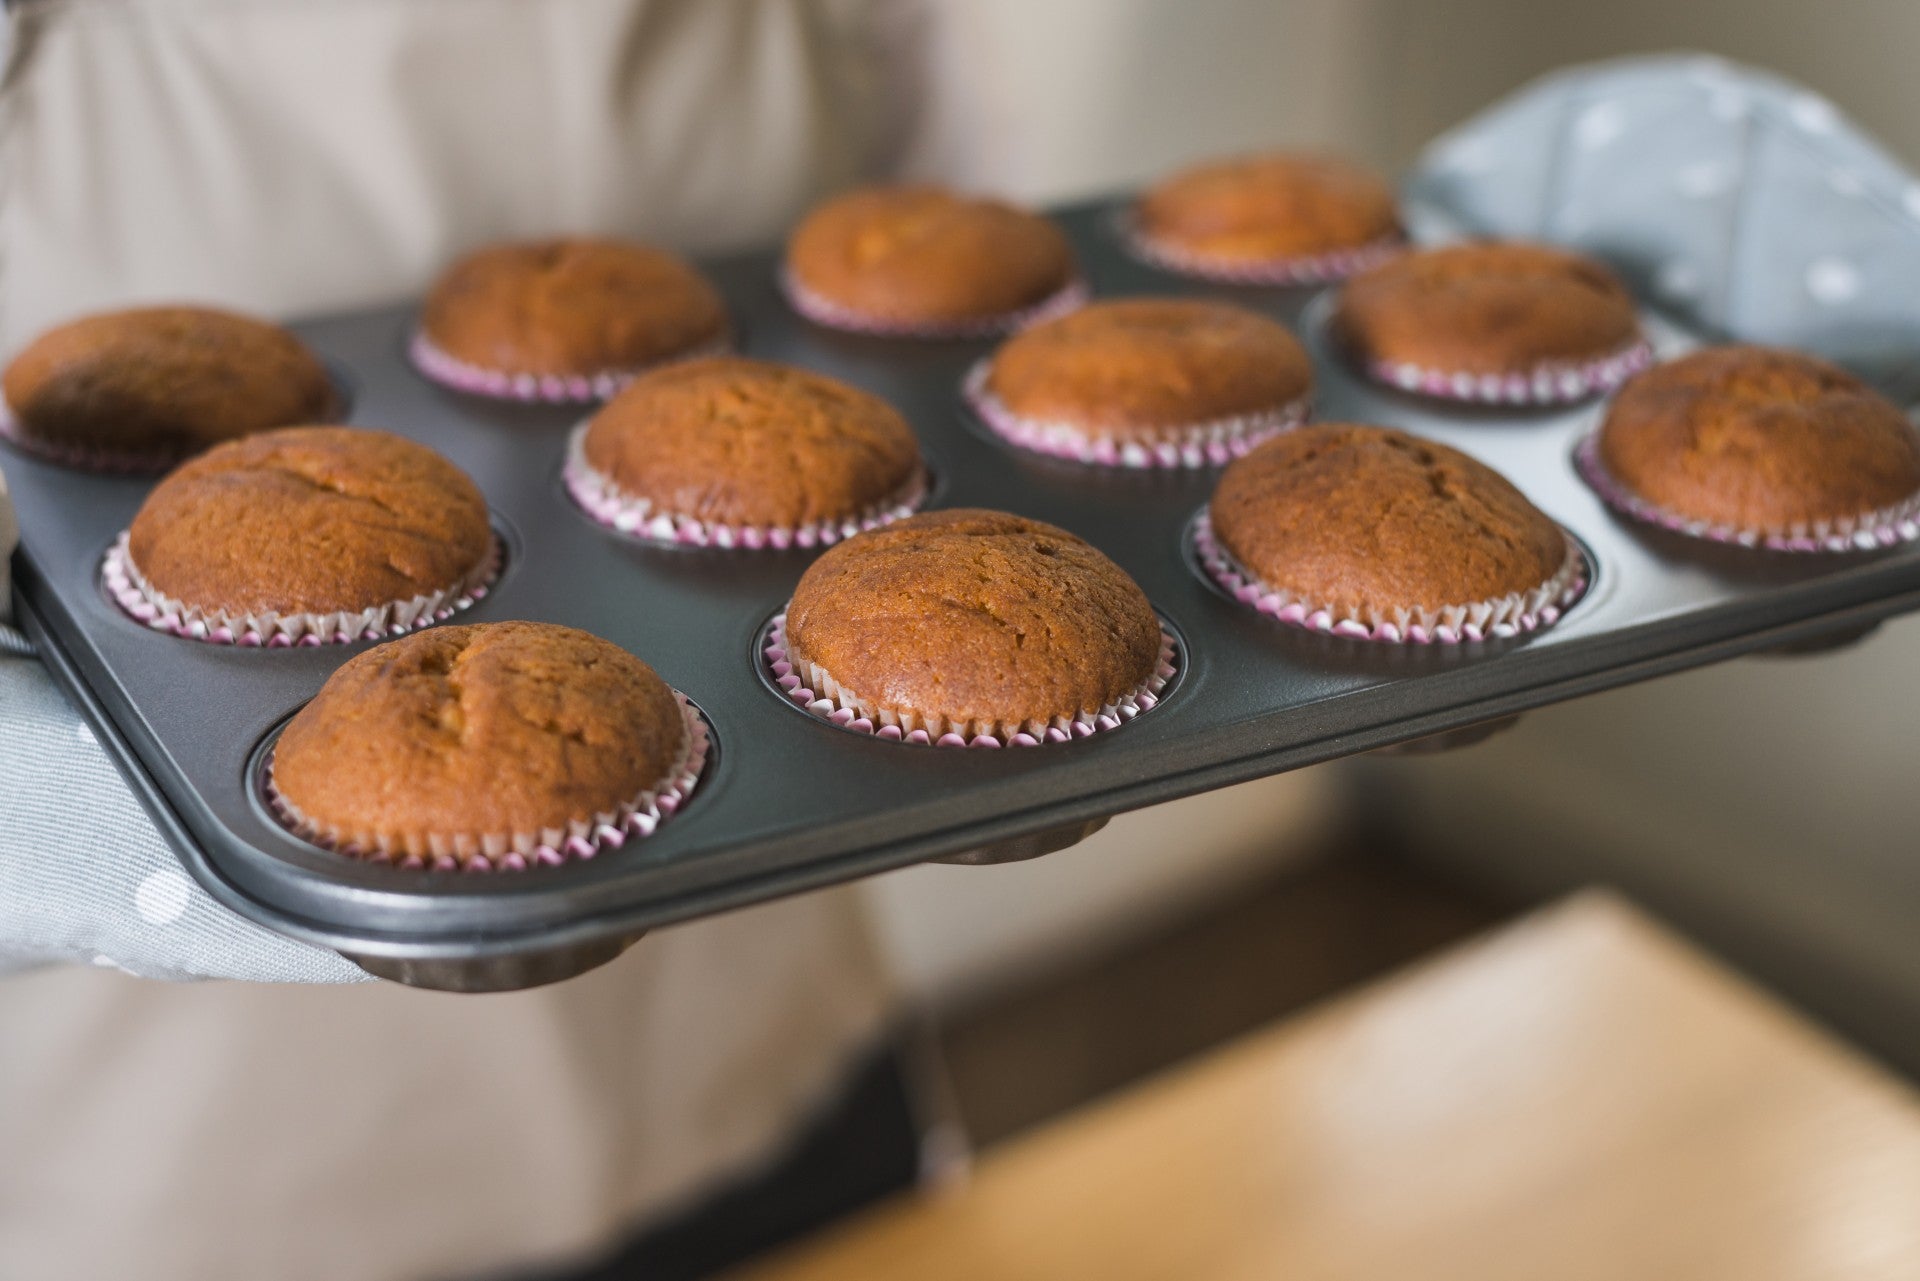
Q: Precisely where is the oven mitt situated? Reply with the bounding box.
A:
[1406,53,1920,402]
[0,470,363,982]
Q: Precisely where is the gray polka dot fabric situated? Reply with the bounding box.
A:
[0,641,363,981]
[1407,53,1920,402]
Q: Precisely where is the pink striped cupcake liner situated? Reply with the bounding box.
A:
[263,691,708,872]
[1360,338,1655,406]
[763,614,1178,747]
[1576,434,1920,554]
[781,269,1089,339]
[409,329,732,404]
[963,360,1311,469]
[103,532,501,646]
[1192,509,1587,644]
[1116,211,1405,286]
[562,424,930,550]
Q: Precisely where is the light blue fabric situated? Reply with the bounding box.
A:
[1408,53,1920,401]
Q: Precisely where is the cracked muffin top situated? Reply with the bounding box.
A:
[128,426,492,617]
[1210,423,1567,613]
[581,356,923,528]
[1135,152,1400,264]
[2,306,336,466]
[420,238,727,377]
[1332,241,1640,376]
[786,185,1076,326]
[273,621,686,853]
[784,508,1161,729]
[983,298,1312,438]
[1596,345,1920,533]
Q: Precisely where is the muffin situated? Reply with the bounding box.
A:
[106,426,497,645]
[413,238,729,401]
[1583,345,1920,551]
[1,306,336,471]
[268,621,706,870]
[768,509,1174,745]
[1129,152,1403,283]
[968,298,1313,467]
[1332,241,1650,404]
[1198,423,1584,642]
[784,185,1082,337]
[567,356,926,548]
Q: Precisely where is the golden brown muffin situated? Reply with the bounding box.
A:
[577,356,923,534]
[273,621,690,862]
[1208,424,1573,637]
[973,298,1311,465]
[1134,152,1401,268]
[127,426,492,620]
[1332,242,1645,400]
[1594,345,1920,536]
[1,306,336,467]
[784,509,1162,737]
[785,185,1077,331]
[417,238,727,386]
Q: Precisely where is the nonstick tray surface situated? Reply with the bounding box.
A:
[13,200,1920,981]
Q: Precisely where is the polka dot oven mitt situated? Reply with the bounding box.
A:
[1407,53,1920,403]
[0,469,362,982]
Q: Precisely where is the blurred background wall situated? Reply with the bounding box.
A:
[859,0,1920,1069]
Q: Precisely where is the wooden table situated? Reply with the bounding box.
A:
[729,893,1920,1281]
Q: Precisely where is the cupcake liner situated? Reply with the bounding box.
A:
[1575,434,1920,553]
[1192,509,1587,644]
[781,269,1089,339]
[963,360,1311,469]
[264,691,709,871]
[103,532,501,646]
[764,614,1178,747]
[1116,210,1405,285]
[0,395,347,475]
[1358,336,1654,406]
[408,329,732,404]
[562,424,930,549]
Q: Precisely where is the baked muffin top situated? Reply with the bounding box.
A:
[1135,152,1400,263]
[1211,423,1567,614]
[274,621,686,855]
[1332,242,1640,376]
[984,298,1312,437]
[785,509,1161,728]
[1596,345,1920,532]
[129,426,491,617]
[786,186,1076,326]
[420,238,727,377]
[582,357,922,528]
[3,306,335,462]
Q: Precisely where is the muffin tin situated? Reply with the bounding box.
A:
[13,199,1920,991]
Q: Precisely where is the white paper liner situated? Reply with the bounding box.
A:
[1193,509,1587,644]
[963,359,1311,468]
[1116,209,1405,285]
[562,423,930,549]
[1575,434,1920,554]
[409,329,732,404]
[781,269,1089,339]
[1359,337,1654,406]
[764,614,1178,747]
[103,532,501,646]
[264,690,709,871]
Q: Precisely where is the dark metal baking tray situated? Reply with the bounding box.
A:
[12,199,1920,989]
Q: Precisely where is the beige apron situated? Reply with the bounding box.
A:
[0,2,901,1277]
